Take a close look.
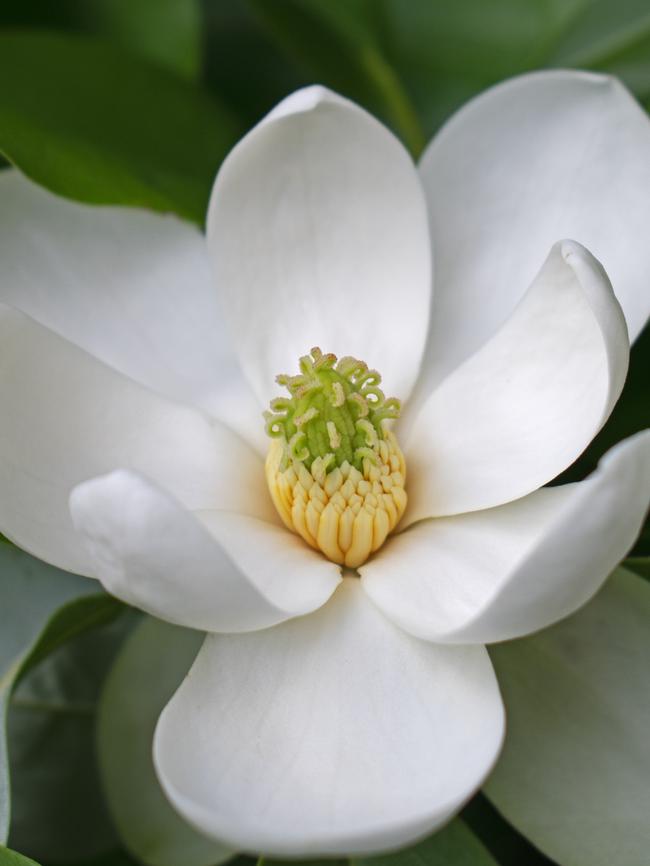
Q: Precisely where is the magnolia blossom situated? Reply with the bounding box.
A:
[1,70,650,856]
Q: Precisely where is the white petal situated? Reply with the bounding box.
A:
[0,306,268,575]
[362,431,650,644]
[418,70,650,393]
[485,567,650,866]
[404,240,628,521]
[0,169,258,433]
[154,579,504,857]
[207,86,431,405]
[70,470,341,632]
[98,616,234,866]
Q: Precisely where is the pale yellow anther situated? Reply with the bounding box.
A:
[331,381,345,408]
[265,428,407,568]
[327,421,341,450]
[294,406,319,428]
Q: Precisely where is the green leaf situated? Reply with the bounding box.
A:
[0,0,201,81]
[7,606,130,861]
[280,0,650,150]
[0,846,40,866]
[485,567,650,866]
[624,556,650,581]
[247,0,425,154]
[0,542,123,848]
[201,0,308,126]
[260,818,500,866]
[377,0,570,139]
[77,0,201,81]
[98,616,233,866]
[0,31,240,223]
[0,545,89,842]
[548,0,650,102]
[352,818,499,866]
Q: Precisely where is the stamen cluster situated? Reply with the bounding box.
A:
[264,347,401,473]
[264,349,407,568]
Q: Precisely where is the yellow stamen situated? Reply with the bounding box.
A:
[266,429,406,568]
[264,348,407,567]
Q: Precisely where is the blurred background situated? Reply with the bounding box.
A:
[0,2,648,866]
[3,0,650,152]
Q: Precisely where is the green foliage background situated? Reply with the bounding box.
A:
[0,2,648,866]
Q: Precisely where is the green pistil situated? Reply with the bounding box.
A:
[264,347,401,472]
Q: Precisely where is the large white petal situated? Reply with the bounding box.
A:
[0,169,258,433]
[207,86,431,405]
[154,579,504,857]
[404,240,628,521]
[0,306,268,575]
[485,567,650,866]
[70,470,340,632]
[417,70,650,393]
[362,431,650,644]
[98,616,234,866]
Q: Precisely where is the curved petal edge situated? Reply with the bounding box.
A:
[362,430,650,644]
[404,239,629,521]
[154,579,504,856]
[70,470,341,633]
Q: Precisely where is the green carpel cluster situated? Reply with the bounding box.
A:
[264,347,401,473]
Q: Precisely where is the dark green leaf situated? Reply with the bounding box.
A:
[245,0,425,154]
[548,0,650,102]
[624,556,650,581]
[461,795,556,866]
[98,616,231,866]
[352,818,499,866]
[201,0,308,126]
[0,31,240,223]
[377,0,571,140]
[7,610,133,861]
[0,541,123,845]
[41,848,140,866]
[0,845,40,866]
[0,0,201,80]
[486,568,650,866]
[78,0,201,81]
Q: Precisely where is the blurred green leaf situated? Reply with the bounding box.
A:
[377,0,570,140]
[243,0,650,151]
[0,31,240,223]
[80,0,201,81]
[486,567,650,866]
[7,607,131,861]
[41,849,140,866]
[352,818,499,866]
[98,616,232,866]
[0,846,40,866]
[461,795,555,866]
[201,0,308,125]
[0,0,200,80]
[245,0,425,153]
[624,556,650,581]
[0,545,90,842]
[548,0,650,102]
[259,819,502,866]
[0,541,124,850]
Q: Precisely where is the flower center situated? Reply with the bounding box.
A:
[264,348,407,568]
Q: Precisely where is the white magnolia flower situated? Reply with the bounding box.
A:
[1,70,650,857]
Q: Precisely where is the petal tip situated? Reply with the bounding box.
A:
[265,84,342,122]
